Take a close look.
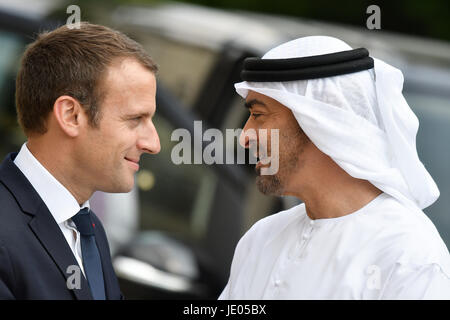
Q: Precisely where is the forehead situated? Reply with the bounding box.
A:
[246,90,266,101]
[103,58,156,91]
[246,90,290,112]
[101,58,156,114]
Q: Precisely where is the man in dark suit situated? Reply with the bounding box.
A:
[0,22,160,299]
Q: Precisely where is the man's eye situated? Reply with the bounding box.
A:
[252,113,262,119]
[128,117,142,127]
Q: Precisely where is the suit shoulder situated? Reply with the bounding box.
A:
[0,181,20,217]
[0,181,30,241]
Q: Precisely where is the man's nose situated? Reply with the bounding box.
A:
[138,120,161,155]
[239,119,257,149]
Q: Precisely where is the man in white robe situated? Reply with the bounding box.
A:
[219,36,450,300]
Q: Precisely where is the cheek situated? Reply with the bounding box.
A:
[263,121,283,148]
[83,129,117,163]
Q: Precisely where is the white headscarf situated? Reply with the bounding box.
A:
[235,36,439,211]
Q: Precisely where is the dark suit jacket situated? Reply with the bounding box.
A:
[0,153,123,300]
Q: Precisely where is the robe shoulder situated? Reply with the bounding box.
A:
[354,195,450,276]
[241,203,306,245]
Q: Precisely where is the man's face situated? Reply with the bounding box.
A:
[240,90,310,196]
[76,58,160,193]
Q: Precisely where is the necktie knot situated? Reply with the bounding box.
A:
[72,207,95,236]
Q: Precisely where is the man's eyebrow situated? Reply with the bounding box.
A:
[123,111,153,119]
[244,99,267,109]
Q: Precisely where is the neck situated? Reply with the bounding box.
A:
[302,178,381,220]
[286,150,382,220]
[27,138,92,205]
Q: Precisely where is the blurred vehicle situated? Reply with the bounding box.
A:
[0,1,449,300]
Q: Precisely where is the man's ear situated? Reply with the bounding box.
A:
[52,95,85,137]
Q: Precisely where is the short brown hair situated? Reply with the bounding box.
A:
[16,22,157,135]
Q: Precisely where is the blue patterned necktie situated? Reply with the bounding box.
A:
[71,208,106,300]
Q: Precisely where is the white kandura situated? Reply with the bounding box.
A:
[220,36,450,299]
[219,193,450,299]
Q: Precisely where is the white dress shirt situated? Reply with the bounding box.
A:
[219,193,450,299]
[14,143,87,275]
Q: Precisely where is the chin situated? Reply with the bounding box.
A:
[101,177,135,193]
[119,180,135,193]
[256,175,283,196]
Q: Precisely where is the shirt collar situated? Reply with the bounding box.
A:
[13,143,90,224]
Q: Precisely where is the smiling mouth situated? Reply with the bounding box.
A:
[255,157,271,169]
[125,157,139,170]
[256,154,271,162]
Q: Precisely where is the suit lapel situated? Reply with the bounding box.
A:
[92,217,113,299]
[28,202,93,300]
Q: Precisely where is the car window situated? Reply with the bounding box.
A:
[0,29,27,158]
[131,32,217,109]
[405,90,450,247]
[0,30,23,96]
